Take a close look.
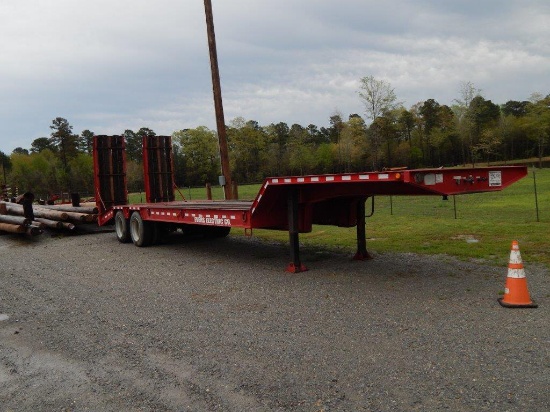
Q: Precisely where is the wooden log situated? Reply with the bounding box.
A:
[32,206,71,221]
[26,225,43,236]
[31,221,46,229]
[0,222,25,233]
[80,201,97,207]
[62,210,95,222]
[35,204,95,222]
[2,202,69,221]
[34,218,62,229]
[59,222,76,231]
[34,218,75,231]
[0,214,31,226]
[38,204,98,214]
[0,202,6,215]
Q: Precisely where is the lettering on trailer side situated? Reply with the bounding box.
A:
[193,215,231,226]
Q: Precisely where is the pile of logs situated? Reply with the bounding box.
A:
[0,201,98,236]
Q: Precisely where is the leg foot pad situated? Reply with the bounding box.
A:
[286,263,308,273]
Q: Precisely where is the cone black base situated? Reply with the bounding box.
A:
[498,298,538,309]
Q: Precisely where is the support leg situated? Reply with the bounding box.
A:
[286,188,308,273]
[354,198,373,261]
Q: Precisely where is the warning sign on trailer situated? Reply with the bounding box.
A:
[489,171,502,187]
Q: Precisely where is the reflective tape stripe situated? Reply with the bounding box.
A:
[507,268,526,278]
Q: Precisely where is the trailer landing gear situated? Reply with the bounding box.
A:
[354,198,373,261]
[286,195,372,271]
[286,188,308,273]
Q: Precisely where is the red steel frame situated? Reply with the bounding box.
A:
[142,135,176,203]
[93,135,128,226]
[93,135,528,272]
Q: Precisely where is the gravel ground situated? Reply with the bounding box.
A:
[0,231,549,411]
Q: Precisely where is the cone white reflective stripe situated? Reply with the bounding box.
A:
[507,268,526,278]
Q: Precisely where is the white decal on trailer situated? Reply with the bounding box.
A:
[489,171,502,187]
[424,174,436,185]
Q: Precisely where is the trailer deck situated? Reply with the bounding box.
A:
[93,135,528,272]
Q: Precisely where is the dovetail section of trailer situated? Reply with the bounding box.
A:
[401,166,528,195]
[249,167,529,227]
[93,135,128,226]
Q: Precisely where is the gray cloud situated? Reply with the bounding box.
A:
[1,0,549,153]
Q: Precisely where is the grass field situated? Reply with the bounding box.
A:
[129,168,550,268]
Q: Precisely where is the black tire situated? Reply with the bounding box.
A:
[130,211,153,247]
[114,211,131,243]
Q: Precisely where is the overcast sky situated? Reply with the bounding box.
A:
[1,0,549,153]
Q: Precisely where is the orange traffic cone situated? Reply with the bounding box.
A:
[498,241,537,308]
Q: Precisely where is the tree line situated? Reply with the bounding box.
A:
[1,80,549,198]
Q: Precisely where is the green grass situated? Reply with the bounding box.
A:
[129,168,550,267]
[128,184,260,203]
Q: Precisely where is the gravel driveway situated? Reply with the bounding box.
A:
[1,231,549,411]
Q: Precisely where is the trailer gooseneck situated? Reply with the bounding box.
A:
[93,135,527,272]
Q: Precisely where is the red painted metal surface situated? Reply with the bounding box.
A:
[93,135,127,226]
[143,135,175,203]
[247,167,527,231]
[115,201,252,229]
[101,166,527,232]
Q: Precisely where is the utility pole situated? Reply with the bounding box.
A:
[204,0,233,199]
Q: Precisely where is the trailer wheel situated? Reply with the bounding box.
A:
[114,211,131,243]
[130,211,153,247]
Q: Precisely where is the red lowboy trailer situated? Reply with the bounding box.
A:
[93,135,527,272]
